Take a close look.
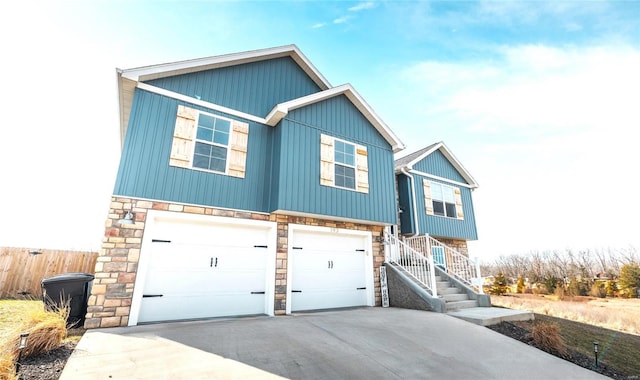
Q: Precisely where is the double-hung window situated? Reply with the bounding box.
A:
[169,105,249,178]
[334,140,356,190]
[424,179,462,219]
[430,182,457,218]
[193,113,230,173]
[320,134,369,193]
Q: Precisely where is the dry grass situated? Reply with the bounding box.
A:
[531,322,569,358]
[0,300,68,380]
[490,294,640,336]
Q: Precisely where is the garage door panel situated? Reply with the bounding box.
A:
[292,289,367,311]
[139,293,265,322]
[137,215,273,324]
[290,229,371,312]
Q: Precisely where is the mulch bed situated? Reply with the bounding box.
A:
[16,341,76,380]
[488,321,624,379]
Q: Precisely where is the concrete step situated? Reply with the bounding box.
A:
[442,293,469,302]
[437,287,461,295]
[436,281,450,289]
[445,300,478,312]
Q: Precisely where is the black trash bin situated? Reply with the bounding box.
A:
[41,272,94,326]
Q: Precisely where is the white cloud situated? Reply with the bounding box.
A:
[312,22,326,29]
[333,16,352,24]
[394,43,640,260]
[348,2,376,12]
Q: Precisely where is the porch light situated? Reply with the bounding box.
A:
[118,211,135,225]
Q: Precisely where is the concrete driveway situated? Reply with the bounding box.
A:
[61,307,606,379]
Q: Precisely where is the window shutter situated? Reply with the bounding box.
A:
[356,145,369,194]
[169,105,197,168]
[228,120,249,178]
[320,134,334,186]
[423,179,434,215]
[455,187,464,219]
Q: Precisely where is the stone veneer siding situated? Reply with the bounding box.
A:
[85,196,385,328]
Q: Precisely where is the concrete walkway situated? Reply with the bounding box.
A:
[61,307,606,380]
[448,306,534,326]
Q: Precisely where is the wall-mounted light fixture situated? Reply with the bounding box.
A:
[118,210,135,225]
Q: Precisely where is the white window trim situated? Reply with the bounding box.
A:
[333,136,357,191]
[430,181,459,219]
[191,110,234,175]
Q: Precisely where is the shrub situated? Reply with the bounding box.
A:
[567,278,590,297]
[619,263,640,298]
[531,322,568,358]
[490,272,509,295]
[590,282,607,298]
[516,276,525,293]
[543,276,559,294]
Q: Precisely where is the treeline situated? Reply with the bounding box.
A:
[481,246,640,298]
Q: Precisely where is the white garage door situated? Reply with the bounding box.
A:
[135,213,274,324]
[289,228,372,312]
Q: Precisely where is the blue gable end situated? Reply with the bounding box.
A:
[113,89,274,212]
[146,57,321,117]
[412,150,467,183]
[271,95,397,224]
[396,143,479,240]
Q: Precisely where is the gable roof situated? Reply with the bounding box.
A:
[265,84,404,152]
[394,142,479,188]
[116,45,405,152]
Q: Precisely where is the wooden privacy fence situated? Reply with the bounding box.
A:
[0,247,98,299]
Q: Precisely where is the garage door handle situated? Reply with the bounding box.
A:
[143,294,164,298]
[356,287,366,290]
[292,290,302,293]
[251,291,265,294]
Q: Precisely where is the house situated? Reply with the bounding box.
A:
[84,45,406,328]
[394,142,479,253]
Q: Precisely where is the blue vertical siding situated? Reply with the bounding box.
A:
[410,174,478,240]
[114,89,274,212]
[270,95,397,224]
[146,57,321,117]
[396,174,415,235]
[412,150,467,183]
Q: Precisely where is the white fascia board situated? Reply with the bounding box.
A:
[120,45,331,90]
[407,169,476,189]
[137,83,266,124]
[265,84,406,152]
[403,142,479,188]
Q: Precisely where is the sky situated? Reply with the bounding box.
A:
[1,0,639,262]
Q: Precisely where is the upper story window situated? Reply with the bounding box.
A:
[320,134,369,193]
[193,114,231,173]
[169,105,249,178]
[430,182,457,218]
[423,179,463,219]
[334,140,356,189]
